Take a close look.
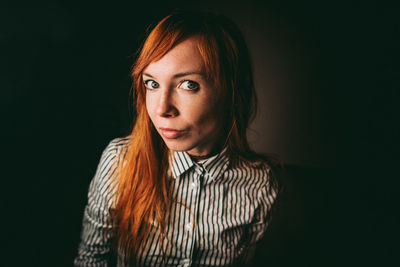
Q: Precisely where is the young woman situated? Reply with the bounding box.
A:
[75,10,279,267]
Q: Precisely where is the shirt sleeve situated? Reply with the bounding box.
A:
[74,139,122,267]
[243,167,279,263]
[251,168,279,241]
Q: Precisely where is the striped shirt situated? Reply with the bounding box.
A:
[75,137,278,267]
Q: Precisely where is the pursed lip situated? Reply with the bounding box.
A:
[159,127,187,139]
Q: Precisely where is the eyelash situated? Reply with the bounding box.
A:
[179,80,199,90]
[143,79,159,90]
[143,79,199,91]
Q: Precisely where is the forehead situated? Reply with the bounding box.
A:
[143,37,205,75]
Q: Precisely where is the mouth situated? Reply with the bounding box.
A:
[159,128,187,139]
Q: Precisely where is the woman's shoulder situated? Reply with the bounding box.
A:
[89,137,130,196]
[105,136,130,155]
[233,156,280,192]
[237,158,272,178]
[95,136,130,174]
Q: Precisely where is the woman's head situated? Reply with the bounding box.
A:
[143,36,225,157]
[132,10,256,157]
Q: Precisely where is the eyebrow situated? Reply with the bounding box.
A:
[142,71,205,79]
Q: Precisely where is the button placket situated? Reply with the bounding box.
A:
[192,166,203,194]
[184,165,204,262]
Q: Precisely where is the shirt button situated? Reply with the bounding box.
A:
[191,182,198,193]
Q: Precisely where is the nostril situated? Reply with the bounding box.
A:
[161,108,178,118]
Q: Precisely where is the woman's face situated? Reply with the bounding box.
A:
[144,37,224,157]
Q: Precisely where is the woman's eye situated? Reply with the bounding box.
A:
[144,80,160,89]
[179,80,199,90]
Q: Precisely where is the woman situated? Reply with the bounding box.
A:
[75,10,279,267]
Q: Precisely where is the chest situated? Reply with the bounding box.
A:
[138,170,262,266]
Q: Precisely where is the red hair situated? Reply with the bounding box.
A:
[112,10,266,264]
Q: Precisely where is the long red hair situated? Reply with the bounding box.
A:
[112,10,266,264]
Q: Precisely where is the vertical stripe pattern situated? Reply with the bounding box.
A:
[74,137,278,267]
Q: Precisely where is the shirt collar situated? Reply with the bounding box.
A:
[170,150,195,179]
[169,148,230,183]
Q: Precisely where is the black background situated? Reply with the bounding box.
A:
[1,0,398,266]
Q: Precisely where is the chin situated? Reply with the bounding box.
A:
[162,139,196,152]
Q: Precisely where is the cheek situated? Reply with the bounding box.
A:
[189,106,221,134]
[185,94,222,128]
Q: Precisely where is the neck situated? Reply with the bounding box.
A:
[188,144,224,162]
[187,133,227,162]
[189,153,215,162]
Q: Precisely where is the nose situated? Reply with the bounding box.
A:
[156,88,178,118]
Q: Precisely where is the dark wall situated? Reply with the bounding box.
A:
[2,1,398,266]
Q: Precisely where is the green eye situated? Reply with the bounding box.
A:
[180,80,199,90]
[144,80,159,89]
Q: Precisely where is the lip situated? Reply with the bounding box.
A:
[159,128,187,139]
